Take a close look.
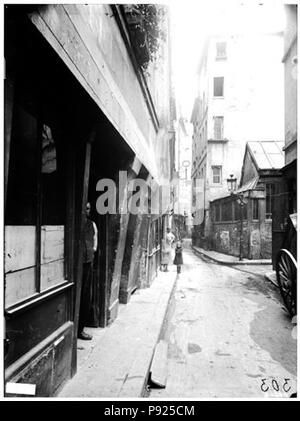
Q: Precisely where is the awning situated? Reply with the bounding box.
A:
[236,176,259,194]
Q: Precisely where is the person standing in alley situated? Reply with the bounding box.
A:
[161,238,169,271]
[174,239,183,274]
[161,227,175,272]
[78,202,98,340]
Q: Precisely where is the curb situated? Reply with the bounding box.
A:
[264,273,279,289]
[118,272,178,398]
[192,246,272,266]
[139,273,178,397]
[59,272,177,398]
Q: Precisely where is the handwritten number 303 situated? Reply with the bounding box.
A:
[261,379,291,393]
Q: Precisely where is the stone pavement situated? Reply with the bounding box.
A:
[192,245,271,265]
[150,245,297,398]
[59,269,177,398]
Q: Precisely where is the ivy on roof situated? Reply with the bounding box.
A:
[123,4,167,71]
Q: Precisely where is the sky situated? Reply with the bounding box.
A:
[169,0,287,120]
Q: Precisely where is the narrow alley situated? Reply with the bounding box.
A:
[150,242,297,398]
[3,3,297,401]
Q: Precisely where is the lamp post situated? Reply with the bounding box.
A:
[227,174,248,261]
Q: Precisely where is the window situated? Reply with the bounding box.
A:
[212,166,222,184]
[192,178,196,206]
[6,106,38,225]
[266,183,275,219]
[252,199,259,220]
[216,42,227,59]
[213,77,224,97]
[214,203,221,222]
[5,102,66,308]
[233,200,239,221]
[287,179,297,214]
[242,203,248,220]
[154,219,160,248]
[221,200,233,221]
[213,116,224,140]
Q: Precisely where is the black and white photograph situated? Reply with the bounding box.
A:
[2,0,298,402]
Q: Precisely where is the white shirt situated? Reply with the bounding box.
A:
[166,232,175,246]
[92,221,98,252]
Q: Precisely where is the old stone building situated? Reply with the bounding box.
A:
[210,141,284,260]
[271,4,297,267]
[173,116,192,238]
[4,4,175,396]
[190,29,284,248]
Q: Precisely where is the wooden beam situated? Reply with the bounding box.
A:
[35,119,43,293]
[29,6,159,180]
[4,77,15,207]
[71,132,93,376]
[98,214,109,327]
[65,140,76,330]
[110,5,160,132]
[119,212,137,304]
[126,212,144,297]
[107,156,142,319]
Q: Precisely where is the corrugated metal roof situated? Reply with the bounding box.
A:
[248,141,284,170]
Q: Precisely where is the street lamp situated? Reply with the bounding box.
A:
[227,174,237,193]
[226,174,248,261]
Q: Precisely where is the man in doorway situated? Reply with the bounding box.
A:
[78,202,98,340]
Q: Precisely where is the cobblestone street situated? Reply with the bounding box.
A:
[150,244,297,398]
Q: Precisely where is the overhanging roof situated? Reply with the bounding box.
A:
[237,176,259,194]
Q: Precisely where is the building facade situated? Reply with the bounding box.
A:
[173,116,192,238]
[191,31,284,248]
[210,141,284,259]
[272,4,297,267]
[4,4,175,396]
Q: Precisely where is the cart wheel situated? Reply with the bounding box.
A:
[276,249,297,317]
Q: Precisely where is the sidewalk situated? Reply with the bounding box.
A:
[192,245,272,265]
[59,269,177,398]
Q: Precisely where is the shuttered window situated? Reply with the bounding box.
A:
[212,166,222,184]
[213,116,224,139]
[216,42,227,59]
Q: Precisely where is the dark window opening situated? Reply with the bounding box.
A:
[221,200,233,221]
[287,178,297,214]
[6,105,38,225]
[252,199,259,220]
[242,203,248,220]
[233,200,239,221]
[214,77,224,97]
[266,183,275,219]
[5,94,67,307]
